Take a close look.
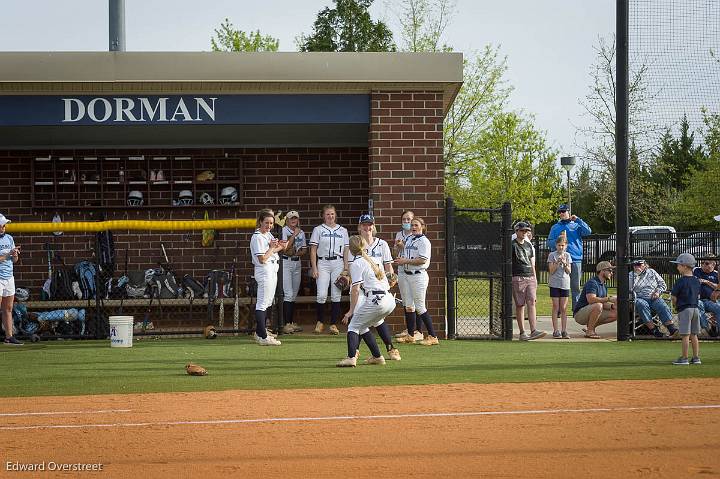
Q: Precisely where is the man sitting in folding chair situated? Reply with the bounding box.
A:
[630,258,679,338]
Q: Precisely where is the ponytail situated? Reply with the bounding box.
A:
[349,235,385,281]
[361,249,385,281]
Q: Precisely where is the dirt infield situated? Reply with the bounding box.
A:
[2,379,719,478]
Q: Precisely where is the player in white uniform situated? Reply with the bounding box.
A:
[249,209,286,346]
[337,235,397,367]
[0,214,22,345]
[309,205,349,335]
[393,209,424,341]
[352,214,400,360]
[396,218,439,346]
[280,210,306,334]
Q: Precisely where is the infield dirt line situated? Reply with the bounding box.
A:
[2,403,719,431]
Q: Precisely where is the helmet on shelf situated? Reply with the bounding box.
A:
[219,186,238,205]
[199,192,214,205]
[127,190,144,206]
[178,190,194,206]
[14,287,29,302]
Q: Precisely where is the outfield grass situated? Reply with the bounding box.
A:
[1,335,718,398]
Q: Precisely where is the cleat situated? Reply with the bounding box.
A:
[255,334,281,346]
[336,356,357,367]
[3,336,23,346]
[690,357,702,365]
[388,348,401,360]
[266,329,277,338]
[397,334,417,344]
[365,355,386,365]
[413,331,424,342]
[314,321,324,334]
[394,329,409,338]
[420,335,439,346]
[282,323,296,334]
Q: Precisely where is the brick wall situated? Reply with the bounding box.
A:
[0,147,369,327]
[369,91,446,336]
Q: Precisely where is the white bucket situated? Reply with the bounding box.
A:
[109,316,134,348]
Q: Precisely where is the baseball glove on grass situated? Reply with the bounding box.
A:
[186,363,208,376]
[334,270,351,291]
[204,325,217,339]
[386,272,398,288]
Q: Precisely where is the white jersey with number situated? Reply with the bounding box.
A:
[400,234,431,273]
[309,224,349,258]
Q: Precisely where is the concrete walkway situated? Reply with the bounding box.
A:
[513,315,618,342]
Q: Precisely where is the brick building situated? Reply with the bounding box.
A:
[0,52,463,334]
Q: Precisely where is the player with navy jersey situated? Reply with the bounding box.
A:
[352,214,400,360]
[309,205,349,335]
[393,210,423,340]
[0,214,22,345]
[249,209,286,346]
[280,210,306,334]
[396,218,439,346]
[337,235,397,367]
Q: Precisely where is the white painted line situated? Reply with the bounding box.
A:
[0,409,132,418]
[1,404,719,431]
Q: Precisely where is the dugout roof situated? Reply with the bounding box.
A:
[0,52,463,149]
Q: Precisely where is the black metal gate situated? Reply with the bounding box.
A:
[446,199,513,339]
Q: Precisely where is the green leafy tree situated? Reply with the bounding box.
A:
[651,115,706,191]
[391,0,456,52]
[569,163,602,232]
[447,112,563,225]
[211,18,279,52]
[298,0,395,52]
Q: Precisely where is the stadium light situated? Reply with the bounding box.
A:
[560,156,576,211]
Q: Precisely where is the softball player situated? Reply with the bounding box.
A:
[0,214,22,345]
[281,210,306,334]
[309,205,349,335]
[337,235,396,367]
[393,210,424,340]
[250,209,286,346]
[396,218,439,346]
[352,214,400,360]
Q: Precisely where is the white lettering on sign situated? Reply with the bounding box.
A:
[61,97,218,123]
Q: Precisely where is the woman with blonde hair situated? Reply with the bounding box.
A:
[337,235,397,367]
[395,217,439,345]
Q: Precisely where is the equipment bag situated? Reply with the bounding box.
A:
[50,266,77,300]
[96,230,116,274]
[152,271,181,299]
[183,274,207,300]
[125,270,149,298]
[74,260,98,299]
[205,270,231,299]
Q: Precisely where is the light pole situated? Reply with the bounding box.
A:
[560,156,576,211]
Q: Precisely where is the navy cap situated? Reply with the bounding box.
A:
[358,214,375,224]
[557,204,569,213]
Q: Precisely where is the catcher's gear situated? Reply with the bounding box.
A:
[196,170,215,182]
[386,272,398,288]
[204,325,217,339]
[186,363,208,376]
[334,270,351,291]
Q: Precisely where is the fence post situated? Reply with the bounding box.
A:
[445,197,456,339]
[501,202,513,340]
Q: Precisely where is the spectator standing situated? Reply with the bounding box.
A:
[670,253,701,365]
[547,232,572,339]
[630,259,679,338]
[547,204,592,310]
[512,222,546,341]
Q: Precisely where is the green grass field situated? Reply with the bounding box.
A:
[1,335,718,398]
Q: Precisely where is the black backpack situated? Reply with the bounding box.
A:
[152,271,181,299]
[205,270,231,299]
[96,231,116,274]
[182,275,207,300]
[50,266,77,300]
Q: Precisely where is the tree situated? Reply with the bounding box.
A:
[211,18,279,52]
[391,0,456,52]
[651,115,706,192]
[298,0,395,52]
[446,112,563,226]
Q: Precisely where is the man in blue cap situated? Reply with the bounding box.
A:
[547,204,592,310]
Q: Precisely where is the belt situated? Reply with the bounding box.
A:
[365,290,388,297]
[402,270,424,274]
[266,259,278,264]
[282,256,300,261]
[319,256,340,260]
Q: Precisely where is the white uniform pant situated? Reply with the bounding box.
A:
[398,270,429,315]
[282,259,301,302]
[316,258,344,303]
[348,292,395,335]
[254,262,279,312]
